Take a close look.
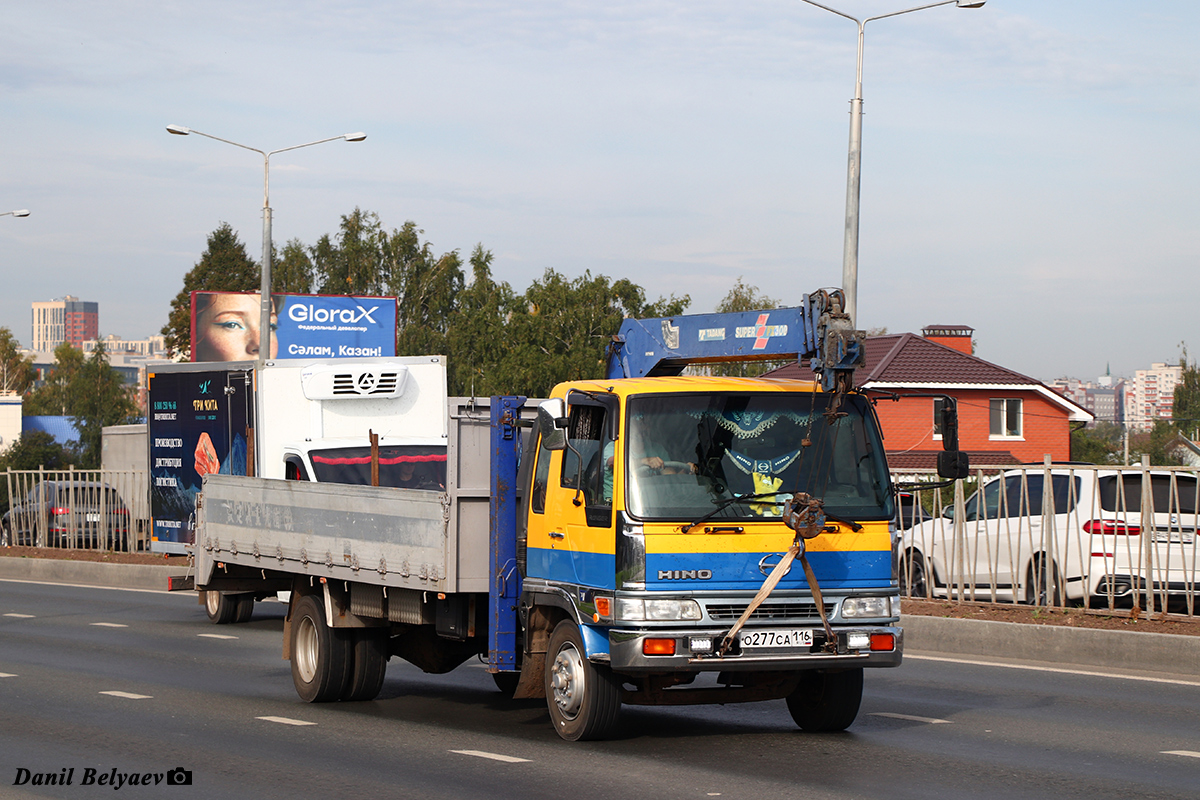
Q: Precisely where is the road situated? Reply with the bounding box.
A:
[1,579,1198,800]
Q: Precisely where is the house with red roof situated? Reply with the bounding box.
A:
[768,325,1093,470]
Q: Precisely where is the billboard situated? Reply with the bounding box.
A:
[147,365,253,554]
[190,291,397,362]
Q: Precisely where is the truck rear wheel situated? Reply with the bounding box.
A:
[233,594,255,624]
[290,594,351,703]
[204,591,237,624]
[341,629,388,702]
[786,668,863,732]
[544,620,621,741]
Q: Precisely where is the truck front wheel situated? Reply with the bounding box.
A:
[290,594,351,703]
[786,668,863,732]
[544,620,621,741]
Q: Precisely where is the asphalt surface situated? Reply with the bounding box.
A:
[1,579,1198,800]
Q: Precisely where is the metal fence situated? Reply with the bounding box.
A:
[2,468,150,552]
[894,461,1200,620]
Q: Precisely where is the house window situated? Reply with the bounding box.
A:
[933,398,945,439]
[989,398,1022,438]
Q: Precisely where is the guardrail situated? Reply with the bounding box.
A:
[2,468,150,553]
[894,462,1199,620]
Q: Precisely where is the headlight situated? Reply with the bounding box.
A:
[616,598,702,621]
[842,596,892,618]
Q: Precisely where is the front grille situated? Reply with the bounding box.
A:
[705,602,836,621]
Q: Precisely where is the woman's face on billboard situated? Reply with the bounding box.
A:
[195,294,278,361]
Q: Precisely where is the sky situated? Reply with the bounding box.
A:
[1,1,1196,383]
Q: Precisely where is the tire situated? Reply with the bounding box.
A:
[786,668,863,732]
[233,594,255,624]
[290,594,352,703]
[1025,558,1063,607]
[544,620,621,741]
[341,629,388,702]
[900,550,929,599]
[204,591,238,624]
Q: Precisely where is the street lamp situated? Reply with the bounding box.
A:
[1,209,30,218]
[166,125,367,363]
[798,0,985,324]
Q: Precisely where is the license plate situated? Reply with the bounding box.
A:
[739,629,813,649]
[85,513,100,523]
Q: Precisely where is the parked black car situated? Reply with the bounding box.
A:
[894,490,931,530]
[1,481,131,550]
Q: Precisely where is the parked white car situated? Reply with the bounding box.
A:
[900,467,1199,610]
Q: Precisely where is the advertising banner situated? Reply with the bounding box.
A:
[147,366,253,554]
[190,292,397,362]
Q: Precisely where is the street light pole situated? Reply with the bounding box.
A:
[1,209,30,218]
[798,0,984,324]
[166,125,366,364]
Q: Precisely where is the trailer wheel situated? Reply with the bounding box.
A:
[341,629,388,702]
[290,594,351,703]
[204,591,237,624]
[786,668,863,732]
[233,594,255,624]
[544,620,621,741]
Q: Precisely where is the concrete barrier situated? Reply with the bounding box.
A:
[0,557,188,593]
[904,614,1200,677]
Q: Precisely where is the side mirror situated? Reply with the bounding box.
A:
[937,450,970,480]
[942,505,955,521]
[537,399,568,451]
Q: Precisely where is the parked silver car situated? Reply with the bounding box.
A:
[900,467,1199,610]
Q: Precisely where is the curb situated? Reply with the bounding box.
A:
[903,614,1200,677]
[0,557,188,593]
[3,558,1197,678]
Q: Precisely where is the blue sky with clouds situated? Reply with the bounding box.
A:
[1,1,1196,381]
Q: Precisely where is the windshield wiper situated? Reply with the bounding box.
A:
[680,491,791,533]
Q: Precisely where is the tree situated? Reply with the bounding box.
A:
[23,342,85,416]
[504,269,689,397]
[313,208,390,296]
[1128,420,1185,467]
[21,342,137,468]
[161,222,260,359]
[712,276,782,378]
[1173,346,1200,440]
[1070,421,1123,465]
[0,327,35,395]
[274,238,314,294]
[446,245,516,397]
[388,222,465,362]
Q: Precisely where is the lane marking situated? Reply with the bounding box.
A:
[257,716,316,726]
[907,654,1200,688]
[198,633,238,640]
[3,613,35,618]
[91,622,128,628]
[450,750,531,764]
[0,673,16,678]
[869,712,952,724]
[100,691,152,700]
[1162,750,1200,759]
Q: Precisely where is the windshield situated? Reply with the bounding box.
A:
[309,445,446,489]
[624,391,892,522]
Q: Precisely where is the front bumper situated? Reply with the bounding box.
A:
[607,625,903,673]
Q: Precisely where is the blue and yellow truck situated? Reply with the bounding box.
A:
[183,291,966,741]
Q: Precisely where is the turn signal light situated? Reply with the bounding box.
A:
[869,634,895,651]
[643,638,676,656]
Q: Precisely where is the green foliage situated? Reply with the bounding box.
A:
[1070,422,1123,465]
[711,276,782,378]
[1128,420,1185,467]
[22,343,137,468]
[445,246,515,397]
[162,222,260,359]
[314,208,390,296]
[1173,345,1200,439]
[0,327,35,395]
[274,238,314,294]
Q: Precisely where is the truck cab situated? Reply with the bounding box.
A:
[515,374,902,739]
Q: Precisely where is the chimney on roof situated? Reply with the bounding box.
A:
[922,324,974,355]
